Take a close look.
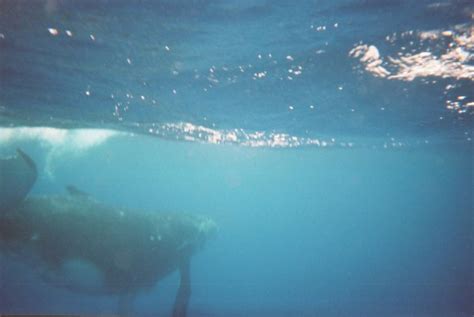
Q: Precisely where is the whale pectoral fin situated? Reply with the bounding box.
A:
[0,148,37,213]
[16,148,37,173]
[118,291,136,317]
[172,257,191,317]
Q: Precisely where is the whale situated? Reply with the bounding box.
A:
[0,149,217,317]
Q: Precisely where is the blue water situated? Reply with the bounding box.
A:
[0,0,473,316]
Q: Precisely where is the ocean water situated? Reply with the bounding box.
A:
[0,1,473,316]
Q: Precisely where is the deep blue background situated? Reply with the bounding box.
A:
[1,135,472,316]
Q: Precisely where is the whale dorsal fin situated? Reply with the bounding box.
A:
[0,148,38,213]
[66,185,90,198]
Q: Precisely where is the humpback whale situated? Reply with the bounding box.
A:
[0,149,217,317]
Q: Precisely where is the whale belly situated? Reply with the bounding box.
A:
[42,258,107,294]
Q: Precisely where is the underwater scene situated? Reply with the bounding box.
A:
[0,1,472,316]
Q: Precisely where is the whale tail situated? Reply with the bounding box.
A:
[0,149,37,213]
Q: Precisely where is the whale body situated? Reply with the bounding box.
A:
[0,150,217,317]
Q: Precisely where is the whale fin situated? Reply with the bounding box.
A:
[0,148,38,213]
[66,185,90,198]
[172,257,191,317]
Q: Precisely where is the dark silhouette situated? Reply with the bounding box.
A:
[0,150,217,317]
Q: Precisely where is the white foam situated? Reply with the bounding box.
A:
[0,123,421,152]
[159,122,338,148]
[350,25,474,82]
[0,127,120,150]
[0,127,122,178]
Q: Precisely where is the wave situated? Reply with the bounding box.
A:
[157,122,348,148]
[0,124,425,151]
[349,24,474,115]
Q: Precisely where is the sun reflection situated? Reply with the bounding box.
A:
[47,28,59,36]
[350,25,473,115]
[350,25,473,82]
